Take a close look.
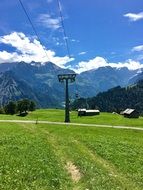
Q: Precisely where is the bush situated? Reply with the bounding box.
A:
[0,107,5,114]
[3,99,36,115]
[4,101,17,115]
[17,99,36,115]
[29,100,36,111]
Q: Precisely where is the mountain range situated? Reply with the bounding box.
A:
[0,61,143,108]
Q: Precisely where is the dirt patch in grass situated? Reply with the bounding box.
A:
[66,161,81,182]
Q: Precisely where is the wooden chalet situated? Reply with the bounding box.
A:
[78,109,100,116]
[121,108,139,118]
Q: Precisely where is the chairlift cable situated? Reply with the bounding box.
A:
[56,0,71,59]
[18,0,52,63]
[56,0,79,100]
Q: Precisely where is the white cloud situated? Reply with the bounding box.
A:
[137,54,143,61]
[78,51,87,55]
[0,51,19,63]
[0,32,143,73]
[110,59,143,70]
[38,14,61,30]
[73,57,108,73]
[124,12,143,21]
[0,32,73,67]
[52,37,63,46]
[47,0,53,3]
[71,39,76,42]
[72,57,143,73]
[71,39,80,43]
[132,45,143,52]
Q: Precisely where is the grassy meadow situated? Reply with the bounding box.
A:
[0,109,143,189]
[0,109,143,127]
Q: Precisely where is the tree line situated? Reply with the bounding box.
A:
[71,80,143,114]
[0,99,36,115]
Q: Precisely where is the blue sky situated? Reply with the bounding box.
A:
[0,0,143,73]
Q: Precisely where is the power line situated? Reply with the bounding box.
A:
[56,0,79,103]
[56,0,71,58]
[19,0,71,62]
[18,0,51,62]
[18,0,74,114]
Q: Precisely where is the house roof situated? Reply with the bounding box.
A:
[78,109,100,113]
[123,108,135,115]
[86,110,100,113]
[78,109,86,112]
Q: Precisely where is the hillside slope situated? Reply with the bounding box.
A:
[72,80,143,113]
[0,62,74,107]
[0,62,140,107]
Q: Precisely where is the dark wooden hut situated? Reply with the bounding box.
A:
[78,109,100,116]
[122,108,139,118]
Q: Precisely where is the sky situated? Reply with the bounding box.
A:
[0,0,143,73]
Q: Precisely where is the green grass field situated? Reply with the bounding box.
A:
[0,109,143,189]
[0,109,143,127]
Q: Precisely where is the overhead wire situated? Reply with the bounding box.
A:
[56,0,80,100]
[18,0,52,63]
[18,0,79,105]
[18,0,63,96]
[18,0,68,107]
[18,0,72,62]
[56,0,71,59]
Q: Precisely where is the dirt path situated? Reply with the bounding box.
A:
[66,161,81,183]
[0,119,143,131]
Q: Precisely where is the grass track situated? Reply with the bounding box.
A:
[0,121,143,190]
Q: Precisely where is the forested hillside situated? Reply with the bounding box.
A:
[72,80,143,114]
